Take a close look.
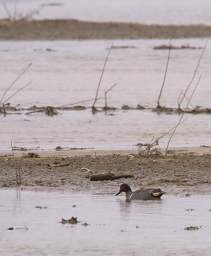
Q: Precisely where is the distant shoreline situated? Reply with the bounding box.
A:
[0,19,211,40]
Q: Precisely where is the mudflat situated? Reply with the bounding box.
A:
[1,149,211,195]
[1,19,211,40]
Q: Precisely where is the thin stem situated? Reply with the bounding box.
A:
[59,96,104,108]
[178,40,207,108]
[165,114,184,154]
[2,81,31,104]
[92,45,112,109]
[0,63,32,105]
[3,2,12,20]
[104,83,117,109]
[186,74,202,108]
[157,39,172,107]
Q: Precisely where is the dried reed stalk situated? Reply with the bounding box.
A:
[92,45,112,112]
[156,39,171,108]
[178,40,207,109]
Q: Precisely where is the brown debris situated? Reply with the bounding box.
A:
[90,172,133,181]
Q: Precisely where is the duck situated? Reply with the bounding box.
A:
[115,183,165,201]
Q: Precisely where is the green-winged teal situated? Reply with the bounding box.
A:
[115,183,165,201]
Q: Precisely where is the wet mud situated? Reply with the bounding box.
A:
[1,151,211,194]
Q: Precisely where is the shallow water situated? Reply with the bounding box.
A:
[0,0,211,24]
[0,39,211,151]
[0,189,211,255]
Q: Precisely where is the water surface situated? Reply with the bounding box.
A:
[0,189,211,255]
[0,39,211,151]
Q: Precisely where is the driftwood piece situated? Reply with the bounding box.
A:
[90,172,133,181]
[47,162,70,168]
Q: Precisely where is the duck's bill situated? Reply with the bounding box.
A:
[115,191,121,196]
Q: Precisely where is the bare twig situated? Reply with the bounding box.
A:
[165,42,207,153]
[165,114,184,154]
[0,63,32,105]
[178,40,207,109]
[59,96,104,109]
[177,91,192,108]
[165,76,203,153]
[156,39,172,108]
[104,83,117,109]
[186,74,202,108]
[92,45,112,112]
[13,1,17,19]
[2,81,31,105]
[10,139,14,156]
[2,2,45,21]
[16,168,22,187]
[3,2,12,20]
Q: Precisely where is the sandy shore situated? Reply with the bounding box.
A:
[1,148,211,195]
[0,19,211,40]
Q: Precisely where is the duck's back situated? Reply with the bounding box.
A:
[130,188,164,200]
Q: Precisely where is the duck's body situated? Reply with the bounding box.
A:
[116,184,165,201]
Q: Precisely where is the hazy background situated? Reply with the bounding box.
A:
[0,0,210,24]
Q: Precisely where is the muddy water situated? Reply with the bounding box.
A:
[0,39,211,151]
[0,189,211,255]
[0,0,211,25]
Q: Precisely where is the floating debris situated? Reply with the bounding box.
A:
[35,206,48,209]
[109,45,136,50]
[12,146,27,151]
[121,105,131,110]
[71,105,86,110]
[45,106,58,116]
[184,226,202,231]
[8,225,29,231]
[55,146,63,151]
[60,217,78,225]
[154,44,203,50]
[82,222,90,226]
[200,145,211,148]
[136,104,145,110]
[72,204,76,208]
[186,208,195,212]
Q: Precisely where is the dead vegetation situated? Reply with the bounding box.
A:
[154,44,203,50]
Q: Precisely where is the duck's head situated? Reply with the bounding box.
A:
[115,183,132,195]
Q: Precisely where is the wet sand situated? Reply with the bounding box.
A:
[1,19,211,40]
[1,148,211,194]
